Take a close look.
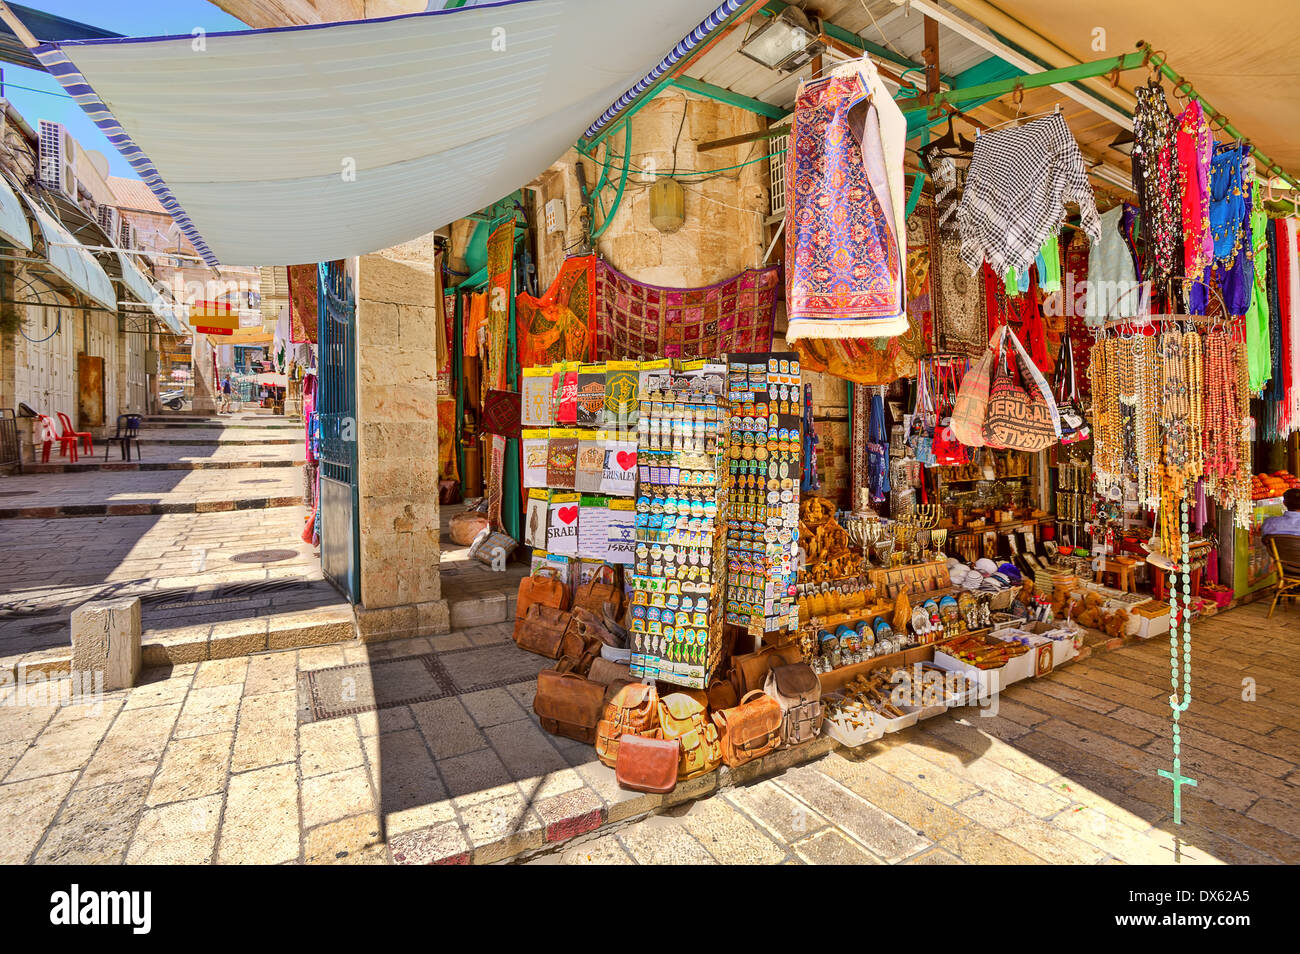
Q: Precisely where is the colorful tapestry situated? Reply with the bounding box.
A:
[287,265,318,344]
[932,233,986,357]
[594,260,778,359]
[484,220,514,532]
[485,221,514,390]
[481,388,521,439]
[785,70,906,340]
[792,198,934,385]
[1061,231,1093,400]
[437,398,459,483]
[517,254,596,367]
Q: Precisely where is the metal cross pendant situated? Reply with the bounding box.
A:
[1158,763,1198,825]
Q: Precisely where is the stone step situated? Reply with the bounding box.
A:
[141,437,299,446]
[0,495,303,519]
[143,421,300,430]
[24,459,301,473]
[2,604,358,678]
[447,589,511,630]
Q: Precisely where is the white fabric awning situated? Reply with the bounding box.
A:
[114,250,188,335]
[20,194,116,310]
[33,0,730,267]
[0,175,32,250]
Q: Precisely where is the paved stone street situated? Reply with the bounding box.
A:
[1,596,1294,864]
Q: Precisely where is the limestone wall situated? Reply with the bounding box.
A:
[531,89,771,291]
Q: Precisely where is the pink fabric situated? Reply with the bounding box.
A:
[1176,101,1213,280]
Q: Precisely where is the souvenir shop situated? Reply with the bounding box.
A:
[431,40,1299,796]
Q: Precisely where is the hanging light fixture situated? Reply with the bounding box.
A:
[738,6,824,73]
[649,177,685,233]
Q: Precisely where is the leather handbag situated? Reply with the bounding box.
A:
[983,325,1061,451]
[712,689,783,767]
[533,668,605,744]
[588,656,632,686]
[657,692,722,780]
[595,681,659,767]
[573,565,622,619]
[567,606,622,648]
[764,663,824,745]
[516,568,568,622]
[729,642,804,698]
[555,610,608,674]
[706,679,738,713]
[513,603,570,658]
[615,734,680,794]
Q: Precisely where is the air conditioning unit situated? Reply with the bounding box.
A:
[38,120,78,199]
[98,204,121,243]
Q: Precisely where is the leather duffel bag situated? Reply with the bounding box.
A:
[573,565,622,619]
[764,663,824,745]
[513,603,570,659]
[516,568,568,623]
[588,656,632,686]
[534,668,605,744]
[712,689,783,767]
[615,734,680,794]
[595,681,659,768]
[729,642,804,698]
[657,692,722,780]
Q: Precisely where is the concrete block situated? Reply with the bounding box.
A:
[448,591,507,629]
[71,597,142,691]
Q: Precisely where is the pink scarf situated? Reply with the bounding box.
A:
[1176,101,1213,280]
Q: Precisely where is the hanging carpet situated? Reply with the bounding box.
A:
[516,254,596,367]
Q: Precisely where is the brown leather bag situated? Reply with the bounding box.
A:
[730,642,804,697]
[712,690,783,767]
[615,734,680,794]
[706,680,738,713]
[534,668,605,743]
[513,603,570,658]
[588,656,632,686]
[567,607,621,648]
[573,565,621,618]
[595,681,659,767]
[516,568,568,623]
[764,663,824,745]
[657,692,722,780]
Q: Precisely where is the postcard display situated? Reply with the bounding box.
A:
[631,360,729,688]
[724,353,802,639]
[521,361,640,593]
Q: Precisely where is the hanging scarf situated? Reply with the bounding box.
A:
[867,389,891,504]
[1131,83,1181,282]
[1265,220,1284,405]
[1176,100,1213,281]
[1244,185,1271,391]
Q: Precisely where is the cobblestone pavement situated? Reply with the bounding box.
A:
[1,599,1293,865]
[0,414,329,660]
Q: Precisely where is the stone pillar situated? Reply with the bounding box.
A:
[191,333,218,414]
[71,597,142,690]
[353,236,449,641]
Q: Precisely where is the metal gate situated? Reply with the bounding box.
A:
[317,260,361,603]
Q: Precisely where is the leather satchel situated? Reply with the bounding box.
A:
[573,565,622,619]
[706,679,738,713]
[615,734,680,794]
[555,611,608,674]
[513,603,570,659]
[516,568,568,623]
[595,681,659,768]
[588,656,632,686]
[764,663,824,745]
[730,642,804,698]
[567,607,622,648]
[712,689,783,767]
[533,668,605,744]
[657,692,722,780]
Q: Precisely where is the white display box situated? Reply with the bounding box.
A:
[933,650,1004,697]
[822,708,885,747]
[875,707,921,733]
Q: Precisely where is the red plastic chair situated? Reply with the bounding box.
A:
[56,412,93,459]
[38,414,79,463]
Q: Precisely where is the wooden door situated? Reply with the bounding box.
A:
[77,354,104,428]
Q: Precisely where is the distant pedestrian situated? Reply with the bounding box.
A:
[220,377,233,414]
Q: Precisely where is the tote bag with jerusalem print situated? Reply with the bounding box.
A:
[983,327,1060,452]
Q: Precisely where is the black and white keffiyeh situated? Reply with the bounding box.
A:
[957,113,1101,275]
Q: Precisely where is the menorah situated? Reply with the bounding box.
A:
[895,504,941,564]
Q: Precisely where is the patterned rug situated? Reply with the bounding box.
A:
[785,72,904,339]
[594,260,778,359]
[481,388,521,439]
[517,254,596,367]
[793,198,935,385]
[287,265,318,344]
[932,233,987,356]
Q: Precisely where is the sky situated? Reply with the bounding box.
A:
[4,1,251,179]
